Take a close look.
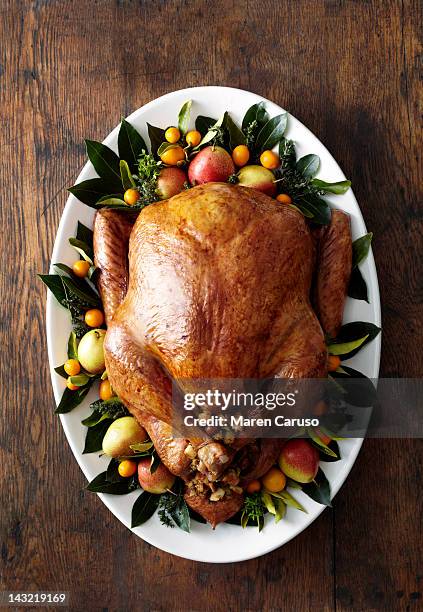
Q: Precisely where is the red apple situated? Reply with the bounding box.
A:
[278,439,319,483]
[137,458,175,494]
[188,145,235,185]
[237,165,277,197]
[156,167,187,200]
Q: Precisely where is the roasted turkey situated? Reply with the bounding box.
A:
[94,183,351,527]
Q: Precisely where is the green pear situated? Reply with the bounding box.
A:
[77,329,106,374]
[102,417,147,458]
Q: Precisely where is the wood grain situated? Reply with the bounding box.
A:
[0,1,421,610]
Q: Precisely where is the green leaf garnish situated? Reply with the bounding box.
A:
[195,115,216,135]
[295,194,331,225]
[81,397,129,427]
[240,492,266,531]
[38,274,67,307]
[69,237,94,264]
[274,498,286,523]
[119,159,137,191]
[329,366,377,407]
[352,232,373,267]
[53,262,90,287]
[270,490,307,513]
[130,441,154,453]
[255,113,288,153]
[68,178,111,207]
[81,410,112,428]
[178,100,192,135]
[87,469,138,495]
[194,113,227,149]
[118,119,147,172]
[273,152,336,226]
[296,154,320,179]
[85,140,121,190]
[348,266,369,302]
[285,478,302,489]
[131,491,160,527]
[147,123,166,158]
[261,492,276,515]
[158,483,191,532]
[76,222,94,248]
[157,142,179,158]
[348,233,373,302]
[315,440,342,463]
[61,276,101,308]
[149,451,160,474]
[96,195,127,207]
[55,378,94,414]
[279,137,296,169]
[328,334,369,356]
[83,419,112,453]
[307,428,338,458]
[311,178,351,194]
[224,113,246,149]
[241,101,269,133]
[68,373,91,386]
[130,151,162,208]
[330,321,381,359]
[41,270,101,344]
[106,458,122,483]
[302,468,331,506]
[54,365,67,379]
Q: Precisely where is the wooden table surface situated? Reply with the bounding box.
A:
[1,1,422,610]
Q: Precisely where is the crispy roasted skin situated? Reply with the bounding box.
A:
[240,439,285,482]
[313,209,352,338]
[94,184,351,527]
[93,209,136,325]
[93,205,246,524]
[94,210,193,477]
[184,490,244,529]
[139,411,192,479]
[104,183,328,424]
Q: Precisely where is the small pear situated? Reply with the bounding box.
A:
[188,146,235,185]
[137,458,175,494]
[279,439,319,483]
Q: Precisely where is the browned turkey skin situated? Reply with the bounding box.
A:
[93,183,352,527]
